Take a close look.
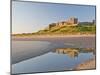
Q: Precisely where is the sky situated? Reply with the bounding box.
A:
[12,1,96,34]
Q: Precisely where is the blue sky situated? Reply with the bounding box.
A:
[12,1,96,34]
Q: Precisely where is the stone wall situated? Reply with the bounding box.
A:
[48,17,78,29]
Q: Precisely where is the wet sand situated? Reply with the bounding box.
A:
[12,41,55,64]
[12,35,96,64]
[12,35,96,48]
[12,35,95,40]
[74,58,96,70]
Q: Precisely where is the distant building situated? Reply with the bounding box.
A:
[66,17,78,25]
[93,20,96,25]
[48,17,78,29]
[48,23,56,29]
[79,19,96,25]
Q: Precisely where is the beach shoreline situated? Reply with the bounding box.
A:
[12,34,95,41]
[12,34,96,64]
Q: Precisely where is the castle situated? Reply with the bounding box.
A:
[48,17,78,29]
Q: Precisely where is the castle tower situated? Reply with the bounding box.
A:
[92,20,96,25]
[69,17,78,24]
[66,17,78,25]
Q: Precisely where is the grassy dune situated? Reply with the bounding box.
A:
[12,24,96,36]
[38,25,96,34]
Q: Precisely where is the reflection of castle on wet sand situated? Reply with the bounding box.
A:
[55,48,95,58]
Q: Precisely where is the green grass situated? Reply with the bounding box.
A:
[13,24,96,36]
[37,25,96,34]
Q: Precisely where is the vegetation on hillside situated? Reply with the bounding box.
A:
[12,24,96,36]
[37,24,96,35]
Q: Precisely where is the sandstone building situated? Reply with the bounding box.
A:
[48,17,78,29]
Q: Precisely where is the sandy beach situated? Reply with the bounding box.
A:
[74,58,96,70]
[12,34,95,40]
[12,35,96,64]
[12,34,96,74]
[12,35,96,48]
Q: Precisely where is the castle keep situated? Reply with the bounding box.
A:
[48,17,78,29]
